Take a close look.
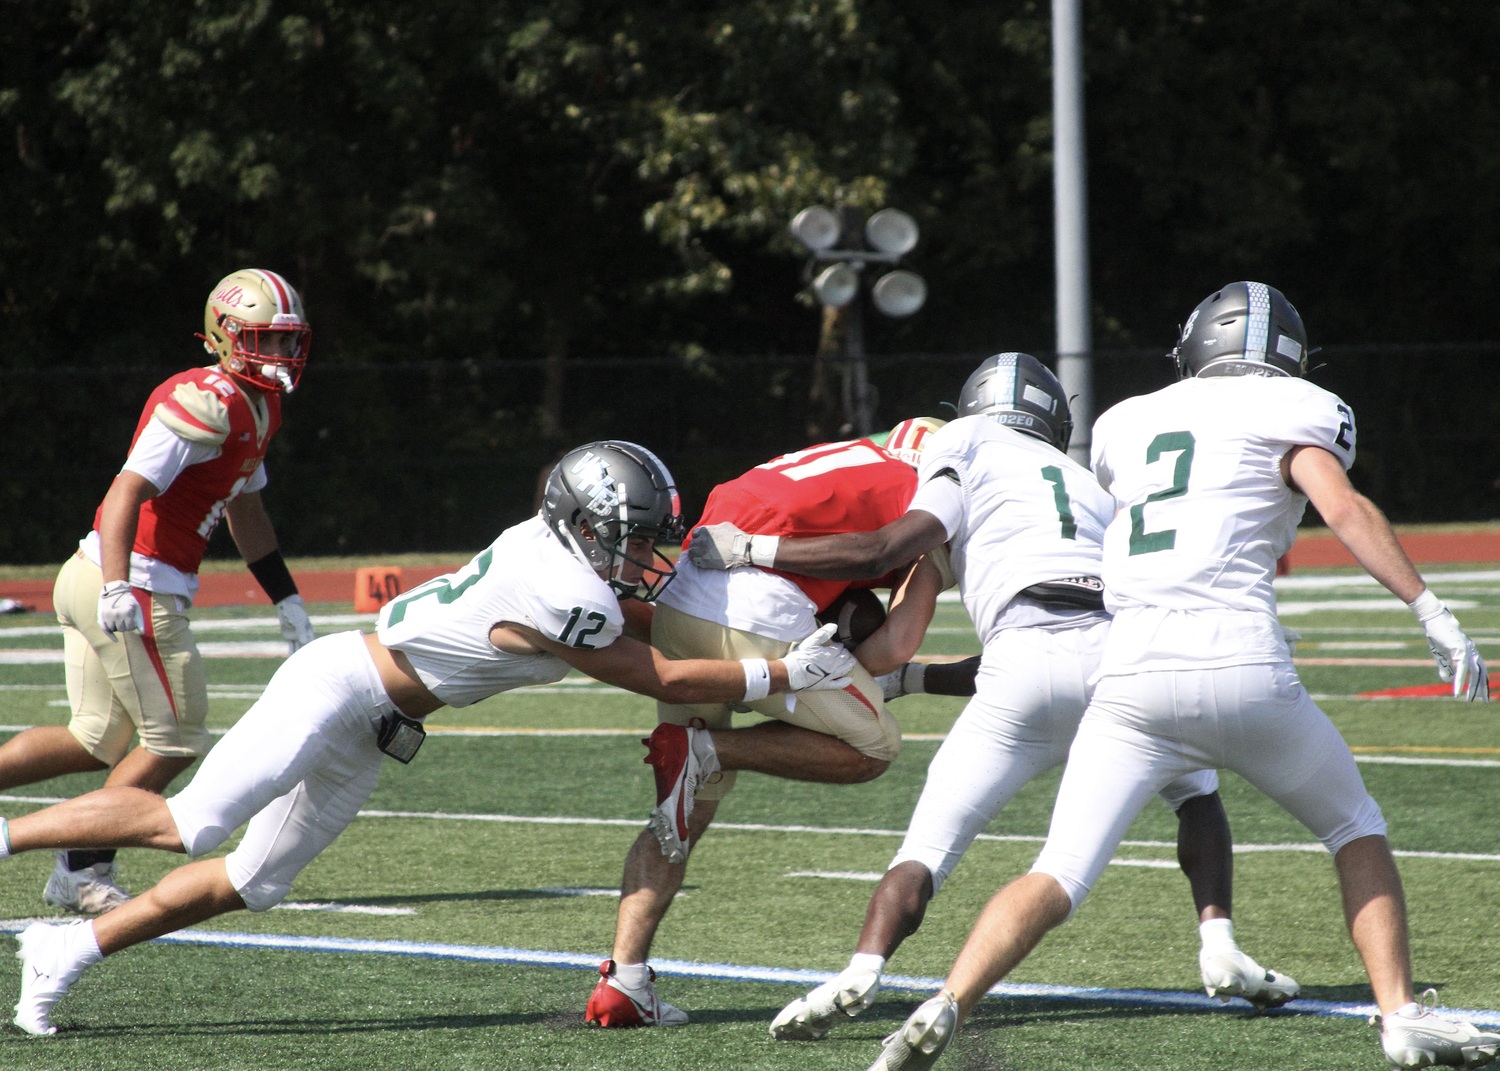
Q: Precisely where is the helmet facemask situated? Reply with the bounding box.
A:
[199,269,312,394]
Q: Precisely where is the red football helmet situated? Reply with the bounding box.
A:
[198,268,311,393]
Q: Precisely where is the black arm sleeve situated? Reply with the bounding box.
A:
[246,549,299,604]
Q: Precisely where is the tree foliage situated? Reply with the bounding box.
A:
[2,0,1498,559]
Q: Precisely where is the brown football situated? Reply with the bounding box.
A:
[817,588,888,647]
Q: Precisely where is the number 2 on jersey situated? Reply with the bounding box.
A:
[384,548,495,626]
[1128,431,1195,555]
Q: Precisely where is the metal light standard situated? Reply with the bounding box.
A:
[790,205,927,437]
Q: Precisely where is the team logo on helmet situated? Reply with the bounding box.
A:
[541,440,684,602]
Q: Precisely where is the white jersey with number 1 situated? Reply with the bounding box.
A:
[1089,374,1357,673]
[910,416,1113,646]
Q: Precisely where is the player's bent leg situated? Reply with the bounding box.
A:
[1171,788,1300,1010]
[41,750,201,916]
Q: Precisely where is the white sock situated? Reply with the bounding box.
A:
[1199,917,1239,955]
[847,952,886,977]
[613,962,651,989]
[0,817,11,858]
[689,727,722,778]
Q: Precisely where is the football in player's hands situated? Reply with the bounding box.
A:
[817,588,887,648]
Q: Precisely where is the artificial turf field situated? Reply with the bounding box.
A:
[0,564,1496,1070]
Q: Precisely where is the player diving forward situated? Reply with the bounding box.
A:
[2,441,855,1036]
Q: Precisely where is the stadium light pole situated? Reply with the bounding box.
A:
[1053,0,1094,463]
[790,205,927,437]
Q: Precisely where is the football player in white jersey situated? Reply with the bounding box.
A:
[690,353,1295,1044]
[0,440,857,1037]
[851,283,1495,1071]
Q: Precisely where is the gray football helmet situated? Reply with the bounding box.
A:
[956,352,1072,451]
[541,440,685,601]
[1171,281,1308,380]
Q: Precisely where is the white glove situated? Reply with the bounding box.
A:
[276,594,316,654]
[686,523,778,570]
[1410,590,1489,701]
[1281,625,1302,660]
[97,580,144,639]
[781,622,855,692]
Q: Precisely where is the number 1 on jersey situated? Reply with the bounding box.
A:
[1040,466,1078,540]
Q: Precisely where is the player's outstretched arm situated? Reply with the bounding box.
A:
[689,510,948,581]
[529,625,855,706]
[1288,445,1488,700]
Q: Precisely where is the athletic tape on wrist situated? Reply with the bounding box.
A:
[1408,588,1444,622]
[740,657,772,702]
[748,535,780,568]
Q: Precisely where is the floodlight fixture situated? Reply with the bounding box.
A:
[789,205,842,252]
[812,263,860,308]
[864,208,919,256]
[870,270,927,318]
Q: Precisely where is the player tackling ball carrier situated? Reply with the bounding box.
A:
[1,441,856,1036]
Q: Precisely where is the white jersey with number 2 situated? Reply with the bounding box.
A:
[1090,374,1357,673]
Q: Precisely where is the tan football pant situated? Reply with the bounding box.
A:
[53,552,211,763]
[650,601,900,801]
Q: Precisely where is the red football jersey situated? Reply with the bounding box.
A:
[96,368,284,574]
[683,439,916,611]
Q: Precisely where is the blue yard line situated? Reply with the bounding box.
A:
[1,920,1494,1028]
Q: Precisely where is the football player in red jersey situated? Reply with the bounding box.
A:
[0,269,316,914]
[587,427,952,1029]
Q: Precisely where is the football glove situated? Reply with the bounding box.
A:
[275,594,316,655]
[97,580,144,638]
[781,623,854,692]
[686,523,778,570]
[1410,590,1489,701]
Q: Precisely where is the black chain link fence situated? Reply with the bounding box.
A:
[4,344,1497,564]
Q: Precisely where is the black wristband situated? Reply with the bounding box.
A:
[246,549,299,604]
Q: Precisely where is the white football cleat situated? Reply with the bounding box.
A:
[13,920,98,1036]
[867,991,960,1071]
[1373,990,1500,1069]
[771,963,883,1041]
[42,853,132,915]
[1200,948,1300,1010]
